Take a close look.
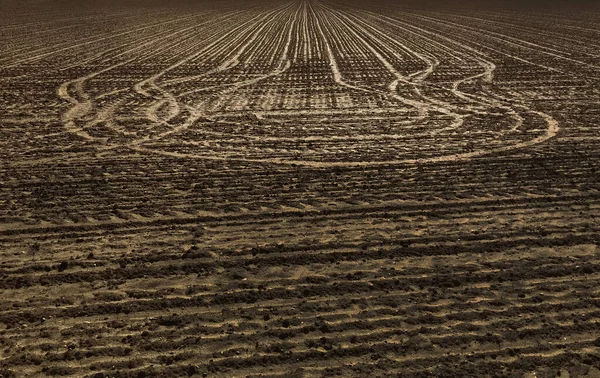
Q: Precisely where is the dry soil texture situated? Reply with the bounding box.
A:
[1,0,600,377]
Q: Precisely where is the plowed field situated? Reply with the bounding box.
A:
[1,0,600,377]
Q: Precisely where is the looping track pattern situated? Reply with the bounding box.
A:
[4,0,569,166]
[1,0,600,377]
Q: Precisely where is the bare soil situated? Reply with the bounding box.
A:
[1,0,599,377]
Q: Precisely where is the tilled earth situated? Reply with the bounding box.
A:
[1,0,600,377]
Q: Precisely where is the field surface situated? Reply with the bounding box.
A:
[1,0,600,376]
